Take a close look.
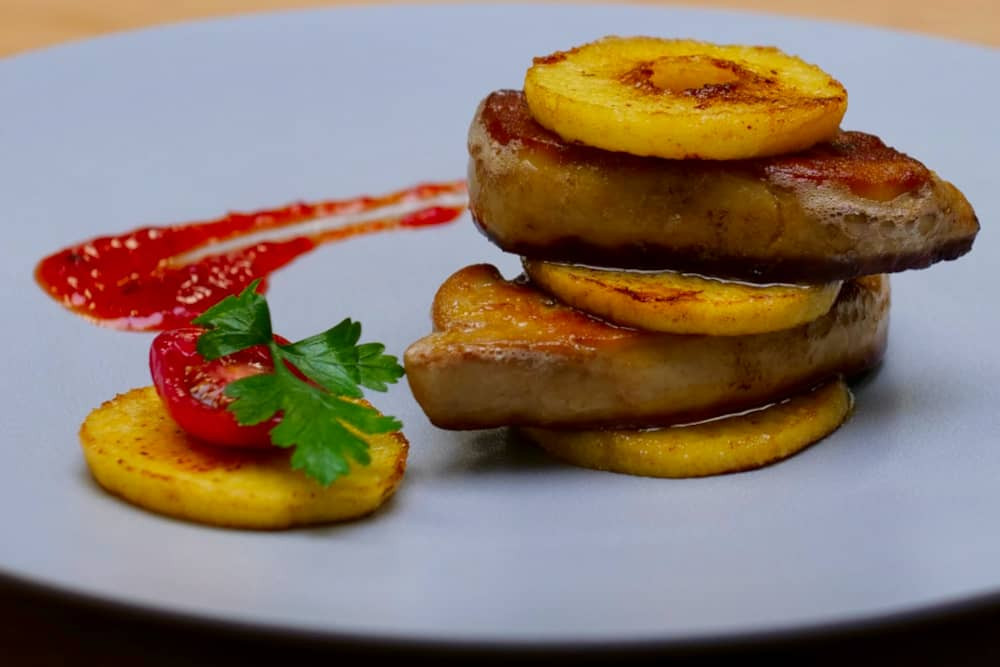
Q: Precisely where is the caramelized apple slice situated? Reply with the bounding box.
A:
[523,259,841,335]
[522,379,851,477]
[524,36,847,159]
[79,387,407,529]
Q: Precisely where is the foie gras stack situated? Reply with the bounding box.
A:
[405,37,978,477]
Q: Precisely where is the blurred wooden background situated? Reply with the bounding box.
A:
[1,0,997,58]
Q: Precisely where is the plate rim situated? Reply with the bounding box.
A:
[2,1,997,647]
[5,565,1000,651]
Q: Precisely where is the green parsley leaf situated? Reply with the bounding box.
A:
[356,342,406,392]
[193,279,273,359]
[194,282,405,486]
[278,319,405,396]
[279,319,365,398]
[223,373,285,426]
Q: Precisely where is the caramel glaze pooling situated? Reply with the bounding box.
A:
[619,55,784,111]
[536,44,843,115]
[469,90,978,284]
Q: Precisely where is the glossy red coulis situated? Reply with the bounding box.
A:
[35,181,467,330]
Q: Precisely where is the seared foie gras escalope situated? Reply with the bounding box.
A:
[406,265,887,430]
[406,36,978,477]
[469,91,978,284]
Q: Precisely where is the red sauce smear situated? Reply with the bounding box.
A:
[35,181,467,331]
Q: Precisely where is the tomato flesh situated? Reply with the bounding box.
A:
[149,328,276,448]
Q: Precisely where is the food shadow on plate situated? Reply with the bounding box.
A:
[424,427,565,479]
[847,360,906,423]
[848,360,883,395]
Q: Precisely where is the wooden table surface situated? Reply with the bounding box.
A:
[1,0,998,57]
[2,1,997,665]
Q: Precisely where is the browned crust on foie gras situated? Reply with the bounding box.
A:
[404,264,889,430]
[468,90,978,284]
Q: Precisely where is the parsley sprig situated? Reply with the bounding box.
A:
[191,281,405,486]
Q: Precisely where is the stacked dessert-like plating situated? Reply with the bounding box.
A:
[406,37,978,477]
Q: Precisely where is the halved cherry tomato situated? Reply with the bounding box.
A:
[149,328,280,448]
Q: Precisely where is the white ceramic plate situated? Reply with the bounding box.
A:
[1,3,997,648]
